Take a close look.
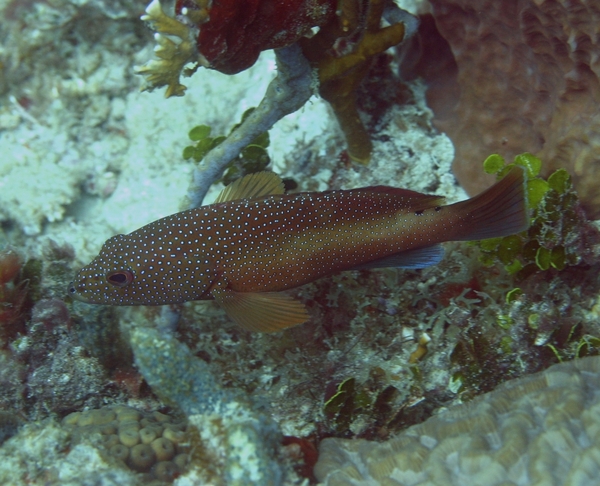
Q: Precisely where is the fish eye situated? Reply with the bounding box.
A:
[106,270,134,288]
[68,282,76,294]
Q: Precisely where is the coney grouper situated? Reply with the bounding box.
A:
[69,168,529,332]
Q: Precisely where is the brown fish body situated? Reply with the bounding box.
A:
[70,169,528,332]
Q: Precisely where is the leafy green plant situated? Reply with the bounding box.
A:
[477,153,584,281]
[323,378,368,433]
[183,108,271,185]
[322,375,409,435]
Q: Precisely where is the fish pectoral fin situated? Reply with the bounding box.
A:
[351,245,445,270]
[211,288,309,332]
[213,171,285,203]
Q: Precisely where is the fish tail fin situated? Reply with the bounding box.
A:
[453,166,530,241]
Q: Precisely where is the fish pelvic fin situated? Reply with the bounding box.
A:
[212,288,309,332]
[454,166,530,241]
[214,171,285,203]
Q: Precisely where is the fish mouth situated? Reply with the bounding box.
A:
[67,281,86,302]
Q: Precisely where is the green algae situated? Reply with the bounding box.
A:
[478,153,584,280]
[183,108,272,186]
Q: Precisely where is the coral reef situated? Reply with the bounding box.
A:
[176,0,334,75]
[0,248,29,347]
[0,411,21,446]
[135,0,203,98]
[1,1,456,480]
[162,107,598,446]
[314,355,600,485]
[22,299,106,415]
[5,0,600,483]
[137,0,419,203]
[183,44,314,207]
[136,0,332,93]
[63,405,189,481]
[130,326,285,485]
[402,0,600,218]
[300,0,417,163]
[0,419,141,485]
[0,0,147,235]
[0,241,124,421]
[0,0,284,249]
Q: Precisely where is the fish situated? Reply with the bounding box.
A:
[69,167,529,332]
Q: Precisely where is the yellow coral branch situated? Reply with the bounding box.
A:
[141,0,189,39]
[135,0,204,98]
[318,23,406,83]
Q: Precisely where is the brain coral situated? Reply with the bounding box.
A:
[411,0,600,218]
[62,405,188,482]
[314,355,600,485]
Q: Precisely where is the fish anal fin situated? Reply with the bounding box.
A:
[352,245,444,270]
[214,171,285,203]
[212,288,309,332]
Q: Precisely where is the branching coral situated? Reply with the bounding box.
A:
[135,0,206,97]
[136,0,418,204]
[300,0,417,163]
[183,44,313,208]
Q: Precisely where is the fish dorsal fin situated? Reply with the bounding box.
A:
[352,186,445,209]
[214,171,285,203]
[351,245,445,270]
[211,288,309,332]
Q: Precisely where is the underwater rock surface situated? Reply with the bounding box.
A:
[1,0,600,485]
[315,355,600,485]
[404,0,600,218]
